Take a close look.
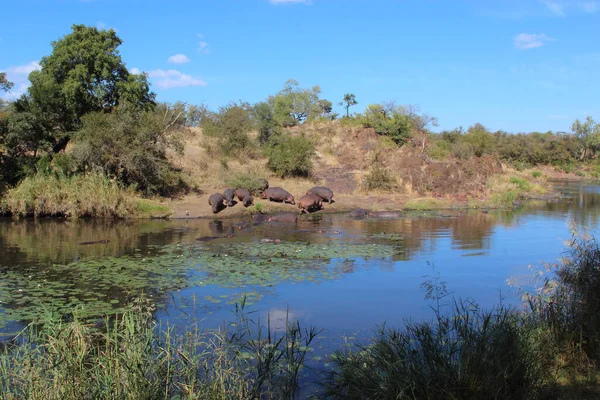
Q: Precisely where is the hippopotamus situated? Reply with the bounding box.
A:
[223,188,236,207]
[368,211,402,218]
[234,188,253,207]
[267,212,298,223]
[256,178,269,193]
[306,186,334,203]
[297,193,323,214]
[348,208,368,219]
[208,193,226,214]
[261,187,295,205]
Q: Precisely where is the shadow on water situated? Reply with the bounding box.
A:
[0,179,599,339]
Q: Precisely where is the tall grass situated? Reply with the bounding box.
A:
[0,172,136,218]
[0,297,319,400]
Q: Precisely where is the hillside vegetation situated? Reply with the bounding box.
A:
[1,25,599,218]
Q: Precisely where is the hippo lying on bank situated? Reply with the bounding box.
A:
[297,193,323,214]
[267,212,298,223]
[307,186,334,203]
[223,188,236,207]
[348,208,368,219]
[368,211,402,218]
[235,188,254,207]
[261,187,295,205]
[208,193,226,214]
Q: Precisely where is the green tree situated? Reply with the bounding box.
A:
[340,93,358,117]
[463,123,495,157]
[361,104,412,146]
[14,24,155,154]
[200,102,255,156]
[253,101,280,144]
[269,79,322,126]
[264,133,315,177]
[571,116,600,160]
[0,72,13,93]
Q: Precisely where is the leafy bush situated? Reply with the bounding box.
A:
[509,176,532,191]
[452,141,475,159]
[264,133,315,178]
[363,164,396,191]
[0,172,135,218]
[200,102,256,156]
[224,172,269,195]
[531,171,542,179]
[71,106,186,196]
[361,104,412,146]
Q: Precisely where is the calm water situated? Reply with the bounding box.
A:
[1,180,600,342]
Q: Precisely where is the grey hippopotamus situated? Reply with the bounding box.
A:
[368,211,402,218]
[223,188,236,207]
[348,208,368,219]
[306,186,334,203]
[235,188,253,207]
[261,187,295,205]
[208,193,226,214]
[297,193,323,214]
[267,212,298,223]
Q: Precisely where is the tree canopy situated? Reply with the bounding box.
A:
[0,73,13,93]
[14,24,156,153]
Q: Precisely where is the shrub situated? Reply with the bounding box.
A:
[531,170,542,179]
[200,102,256,156]
[361,104,412,146]
[264,133,315,178]
[509,176,532,191]
[71,106,186,196]
[452,141,475,159]
[225,172,269,195]
[363,164,395,191]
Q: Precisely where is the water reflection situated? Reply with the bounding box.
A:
[0,180,599,336]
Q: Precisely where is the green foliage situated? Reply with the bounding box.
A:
[0,298,319,399]
[340,93,358,117]
[363,162,395,191]
[323,275,545,399]
[253,101,280,144]
[15,24,155,155]
[532,171,542,178]
[509,176,532,191]
[224,172,268,195]
[269,79,323,126]
[361,104,412,146]
[463,123,496,157]
[0,72,13,93]
[200,102,256,156]
[0,172,135,218]
[572,116,600,160]
[264,133,315,178]
[71,105,186,196]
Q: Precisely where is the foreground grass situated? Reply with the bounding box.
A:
[1,235,599,399]
[0,172,136,218]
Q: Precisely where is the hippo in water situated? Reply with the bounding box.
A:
[297,193,323,214]
[348,208,368,219]
[306,186,334,203]
[261,187,295,205]
[208,193,226,214]
[235,188,253,207]
[223,188,236,207]
[267,212,298,223]
[368,211,402,218]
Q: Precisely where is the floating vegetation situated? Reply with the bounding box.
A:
[0,238,399,334]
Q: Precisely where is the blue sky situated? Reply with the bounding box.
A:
[1,0,598,133]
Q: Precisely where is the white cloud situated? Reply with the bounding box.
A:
[579,0,599,12]
[96,21,117,32]
[145,69,206,89]
[197,34,210,54]
[269,0,311,4]
[539,0,599,15]
[0,61,41,100]
[130,67,142,75]
[167,54,190,64]
[514,33,553,50]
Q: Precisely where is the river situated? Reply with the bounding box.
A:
[1,180,599,344]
